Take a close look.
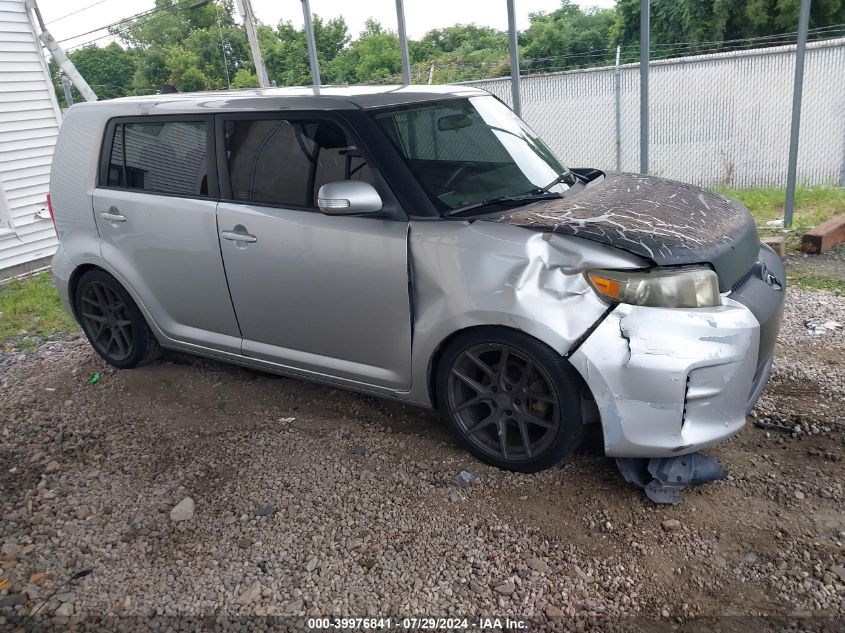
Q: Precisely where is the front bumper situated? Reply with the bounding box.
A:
[570,246,785,458]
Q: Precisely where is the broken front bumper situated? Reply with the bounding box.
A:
[570,246,785,458]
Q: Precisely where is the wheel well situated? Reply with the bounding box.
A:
[67,264,100,319]
[426,324,597,416]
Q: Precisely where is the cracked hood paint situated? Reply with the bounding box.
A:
[488,173,760,291]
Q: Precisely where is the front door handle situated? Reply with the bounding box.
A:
[100,206,126,223]
[220,228,257,243]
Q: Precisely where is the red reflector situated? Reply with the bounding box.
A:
[46,194,58,237]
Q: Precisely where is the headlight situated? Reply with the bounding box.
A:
[586,267,720,308]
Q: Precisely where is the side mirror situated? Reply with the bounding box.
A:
[317,181,383,216]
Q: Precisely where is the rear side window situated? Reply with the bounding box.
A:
[105,120,208,196]
[223,118,374,208]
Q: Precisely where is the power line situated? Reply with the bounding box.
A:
[59,6,162,43]
[59,0,205,45]
[213,0,231,88]
[46,0,112,25]
[65,0,213,51]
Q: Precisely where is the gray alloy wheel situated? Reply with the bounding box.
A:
[78,280,135,362]
[75,269,161,369]
[446,343,559,463]
[437,328,584,473]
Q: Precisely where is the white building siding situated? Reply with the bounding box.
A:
[0,0,62,274]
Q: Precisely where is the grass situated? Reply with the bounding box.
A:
[786,269,845,294]
[0,271,78,347]
[715,186,845,251]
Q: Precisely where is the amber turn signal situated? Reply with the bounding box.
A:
[586,273,622,300]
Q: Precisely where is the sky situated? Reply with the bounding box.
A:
[34,0,616,51]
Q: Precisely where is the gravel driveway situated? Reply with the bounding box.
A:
[1,288,844,631]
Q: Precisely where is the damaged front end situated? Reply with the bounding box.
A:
[567,247,785,502]
[569,297,760,458]
[486,171,786,502]
[616,453,728,504]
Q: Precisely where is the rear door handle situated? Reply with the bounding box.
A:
[100,206,126,223]
[220,229,257,243]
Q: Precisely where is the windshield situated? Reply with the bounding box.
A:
[371,96,574,213]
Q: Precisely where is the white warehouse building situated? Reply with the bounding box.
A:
[0,0,62,277]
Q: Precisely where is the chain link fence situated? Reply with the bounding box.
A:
[464,37,845,189]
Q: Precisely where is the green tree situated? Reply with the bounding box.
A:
[409,24,508,82]
[329,19,402,84]
[612,0,845,60]
[260,15,349,86]
[231,68,258,88]
[115,0,251,93]
[520,1,615,72]
[411,24,507,61]
[49,42,137,105]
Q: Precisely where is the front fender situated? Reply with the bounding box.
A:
[405,220,649,404]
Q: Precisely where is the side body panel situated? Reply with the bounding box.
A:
[216,202,412,389]
[49,106,103,266]
[404,220,650,403]
[93,189,241,351]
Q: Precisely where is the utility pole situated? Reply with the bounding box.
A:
[26,0,97,102]
[639,0,649,175]
[301,0,321,87]
[235,0,269,87]
[61,75,74,106]
[395,0,411,84]
[614,45,621,172]
[506,0,522,116]
[784,0,812,228]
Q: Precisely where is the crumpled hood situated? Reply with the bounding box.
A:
[489,173,760,291]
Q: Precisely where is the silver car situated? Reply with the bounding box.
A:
[50,86,785,474]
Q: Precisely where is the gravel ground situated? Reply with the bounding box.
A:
[786,243,845,282]
[1,288,844,632]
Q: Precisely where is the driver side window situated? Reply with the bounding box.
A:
[224,118,374,209]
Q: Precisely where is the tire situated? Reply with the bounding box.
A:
[435,328,584,473]
[74,269,161,369]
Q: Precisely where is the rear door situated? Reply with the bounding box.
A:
[215,112,412,389]
[93,116,241,352]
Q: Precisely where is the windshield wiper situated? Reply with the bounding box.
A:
[538,170,575,194]
[444,191,563,217]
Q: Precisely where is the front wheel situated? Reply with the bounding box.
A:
[436,328,584,473]
[74,269,161,369]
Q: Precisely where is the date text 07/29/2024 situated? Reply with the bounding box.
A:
[307,617,528,630]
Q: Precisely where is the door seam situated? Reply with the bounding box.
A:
[214,205,245,348]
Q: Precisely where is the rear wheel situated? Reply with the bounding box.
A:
[74,269,160,369]
[436,328,584,473]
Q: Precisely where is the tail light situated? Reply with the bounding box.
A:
[46,194,58,236]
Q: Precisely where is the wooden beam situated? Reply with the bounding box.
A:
[801,214,845,254]
[761,235,787,258]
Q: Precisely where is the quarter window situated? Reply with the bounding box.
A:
[106,121,209,196]
[224,118,373,208]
